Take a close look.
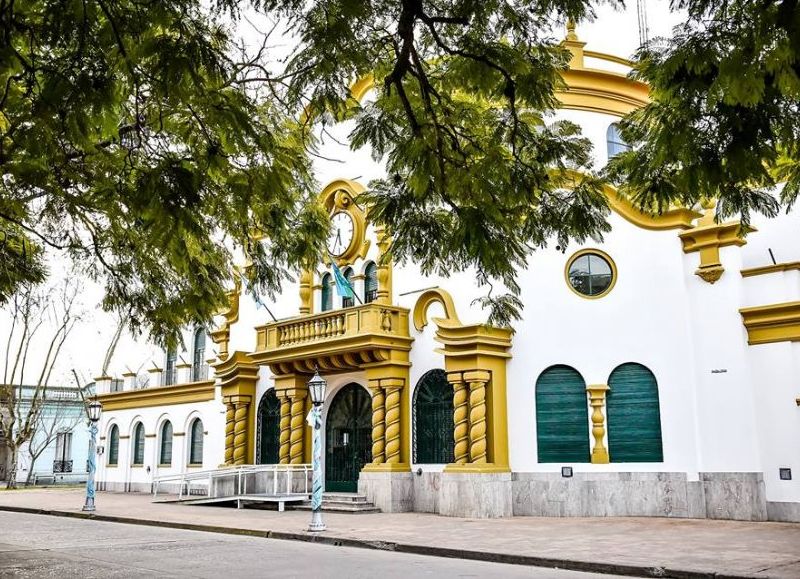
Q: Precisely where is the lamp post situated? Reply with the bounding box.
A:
[83,400,102,512]
[306,369,327,532]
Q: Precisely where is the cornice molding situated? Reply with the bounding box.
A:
[96,380,215,411]
[739,301,800,345]
[741,262,800,278]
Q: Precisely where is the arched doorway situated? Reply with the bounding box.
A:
[325,383,372,492]
[413,369,454,464]
[257,390,281,464]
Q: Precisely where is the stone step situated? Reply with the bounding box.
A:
[294,501,381,514]
[321,492,370,503]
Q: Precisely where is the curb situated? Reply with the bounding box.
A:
[0,504,754,579]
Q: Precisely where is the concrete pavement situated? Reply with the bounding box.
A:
[0,511,611,578]
[0,489,798,578]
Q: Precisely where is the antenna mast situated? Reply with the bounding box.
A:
[637,0,650,46]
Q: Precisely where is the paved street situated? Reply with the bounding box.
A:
[0,511,613,578]
[1,489,799,577]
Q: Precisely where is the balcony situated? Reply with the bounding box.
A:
[253,303,412,374]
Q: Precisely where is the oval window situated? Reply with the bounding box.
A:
[566,250,616,298]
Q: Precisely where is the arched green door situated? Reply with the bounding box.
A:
[535,365,590,463]
[607,363,663,462]
[257,390,281,464]
[325,383,372,492]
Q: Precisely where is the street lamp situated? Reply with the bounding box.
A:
[83,400,102,512]
[306,369,327,532]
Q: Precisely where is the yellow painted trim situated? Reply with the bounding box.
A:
[605,188,701,230]
[583,50,634,67]
[741,262,800,278]
[564,248,618,300]
[96,380,215,411]
[318,179,369,266]
[412,288,461,332]
[680,220,754,284]
[739,301,800,345]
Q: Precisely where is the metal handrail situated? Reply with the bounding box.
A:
[152,464,312,501]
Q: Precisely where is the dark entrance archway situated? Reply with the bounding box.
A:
[257,390,281,464]
[325,383,372,492]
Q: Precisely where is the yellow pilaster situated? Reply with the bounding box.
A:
[447,371,469,464]
[362,358,411,472]
[214,351,259,464]
[465,370,491,464]
[586,384,610,464]
[224,401,235,465]
[368,378,386,464]
[436,320,512,474]
[299,271,313,315]
[375,225,393,305]
[273,373,309,465]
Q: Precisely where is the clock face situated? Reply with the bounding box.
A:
[327,211,355,257]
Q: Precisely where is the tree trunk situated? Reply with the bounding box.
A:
[24,455,38,486]
[6,451,18,489]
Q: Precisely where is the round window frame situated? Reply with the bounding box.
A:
[564,248,617,300]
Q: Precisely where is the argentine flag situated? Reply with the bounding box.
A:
[331,261,354,298]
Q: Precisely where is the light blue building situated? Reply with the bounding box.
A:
[1,384,93,485]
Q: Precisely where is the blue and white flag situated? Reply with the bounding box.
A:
[330,261,354,299]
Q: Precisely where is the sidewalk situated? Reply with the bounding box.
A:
[0,489,798,578]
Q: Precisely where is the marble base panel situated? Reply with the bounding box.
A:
[512,472,768,521]
[438,472,513,518]
[767,501,800,522]
[97,481,152,493]
[411,471,442,513]
[358,471,414,513]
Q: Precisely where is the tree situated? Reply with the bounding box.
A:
[0,279,82,488]
[1,1,631,331]
[609,0,800,227]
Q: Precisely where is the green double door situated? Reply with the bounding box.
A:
[325,383,372,492]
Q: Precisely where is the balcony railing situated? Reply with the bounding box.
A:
[257,303,409,352]
[53,460,73,473]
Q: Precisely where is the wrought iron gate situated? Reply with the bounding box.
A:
[325,383,372,492]
[413,369,455,464]
[257,390,281,464]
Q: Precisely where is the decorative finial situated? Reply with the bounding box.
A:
[566,19,578,41]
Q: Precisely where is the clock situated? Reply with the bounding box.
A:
[327,211,355,257]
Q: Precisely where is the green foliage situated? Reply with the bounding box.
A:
[274,0,619,326]
[0,226,46,302]
[609,0,800,227]
[0,0,328,346]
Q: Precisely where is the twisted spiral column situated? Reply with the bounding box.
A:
[383,386,401,464]
[224,400,235,465]
[466,372,489,464]
[278,392,291,464]
[289,392,306,464]
[370,385,386,464]
[233,398,250,465]
[448,372,469,464]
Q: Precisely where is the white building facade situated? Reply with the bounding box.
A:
[93,30,800,521]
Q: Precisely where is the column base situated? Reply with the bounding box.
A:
[439,471,513,518]
[358,470,413,513]
[443,462,510,474]
[361,462,411,473]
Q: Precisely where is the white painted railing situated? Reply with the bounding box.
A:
[152,464,312,501]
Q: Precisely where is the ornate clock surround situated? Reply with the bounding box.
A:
[321,180,370,266]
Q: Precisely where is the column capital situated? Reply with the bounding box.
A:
[586,383,610,395]
[446,370,465,384]
[464,369,491,384]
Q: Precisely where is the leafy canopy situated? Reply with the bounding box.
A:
[609,0,800,226]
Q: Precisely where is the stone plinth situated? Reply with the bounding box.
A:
[358,471,414,513]
[438,472,513,518]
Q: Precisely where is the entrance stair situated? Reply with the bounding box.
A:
[295,492,380,514]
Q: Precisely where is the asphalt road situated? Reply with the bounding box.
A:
[0,511,619,578]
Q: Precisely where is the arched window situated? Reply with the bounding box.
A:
[132,423,145,465]
[413,369,455,464]
[607,363,663,462]
[159,421,173,466]
[165,347,177,386]
[189,418,204,465]
[257,390,281,464]
[364,262,378,303]
[535,365,590,463]
[342,267,355,308]
[321,273,333,312]
[606,123,631,159]
[192,328,206,381]
[108,425,119,466]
